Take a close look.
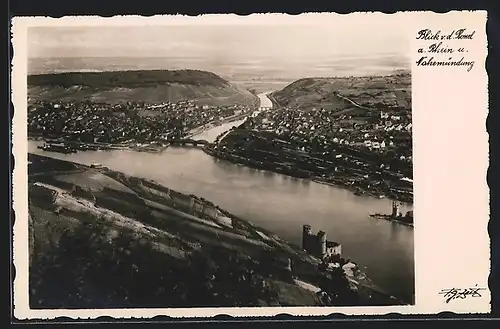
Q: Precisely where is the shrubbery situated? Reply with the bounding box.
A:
[29,221,280,308]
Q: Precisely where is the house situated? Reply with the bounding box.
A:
[325,241,342,258]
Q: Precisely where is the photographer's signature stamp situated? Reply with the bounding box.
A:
[439,285,487,303]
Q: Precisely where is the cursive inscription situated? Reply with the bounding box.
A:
[416,28,476,41]
[439,285,487,303]
[415,28,476,72]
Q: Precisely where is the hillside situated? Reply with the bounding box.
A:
[27,154,399,309]
[28,69,258,107]
[271,71,411,116]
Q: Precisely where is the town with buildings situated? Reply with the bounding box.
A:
[247,105,412,161]
[28,99,254,147]
[207,102,413,203]
[29,92,414,203]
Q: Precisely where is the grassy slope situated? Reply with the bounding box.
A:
[271,71,411,114]
[28,69,258,107]
[27,154,323,307]
[28,154,400,308]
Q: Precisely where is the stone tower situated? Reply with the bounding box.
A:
[302,224,312,250]
[317,230,327,258]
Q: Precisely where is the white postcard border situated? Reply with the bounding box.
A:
[12,11,490,319]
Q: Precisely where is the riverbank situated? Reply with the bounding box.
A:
[28,152,408,306]
[28,90,266,156]
[202,87,413,205]
[369,214,414,227]
[187,109,255,138]
[203,144,413,205]
[27,139,415,304]
[29,136,169,153]
[28,113,247,156]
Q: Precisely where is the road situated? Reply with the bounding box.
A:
[335,93,376,112]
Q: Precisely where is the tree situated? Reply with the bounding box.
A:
[318,267,359,306]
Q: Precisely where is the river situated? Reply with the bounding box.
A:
[28,92,414,303]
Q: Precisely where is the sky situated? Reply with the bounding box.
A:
[28,13,411,62]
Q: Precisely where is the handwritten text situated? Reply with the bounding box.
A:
[415,28,476,72]
[439,285,487,303]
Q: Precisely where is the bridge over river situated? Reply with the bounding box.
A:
[169,138,210,147]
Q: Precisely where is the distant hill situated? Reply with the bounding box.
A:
[271,71,411,115]
[28,69,258,107]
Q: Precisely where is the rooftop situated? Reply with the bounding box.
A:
[326,241,340,248]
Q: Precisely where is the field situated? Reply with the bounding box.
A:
[271,71,411,113]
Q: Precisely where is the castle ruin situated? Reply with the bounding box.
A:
[302,224,342,259]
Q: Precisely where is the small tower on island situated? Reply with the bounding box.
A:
[392,200,400,217]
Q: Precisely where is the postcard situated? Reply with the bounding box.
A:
[11,11,490,320]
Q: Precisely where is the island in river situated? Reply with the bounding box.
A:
[28,153,404,308]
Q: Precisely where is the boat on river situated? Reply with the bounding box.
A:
[37,143,77,154]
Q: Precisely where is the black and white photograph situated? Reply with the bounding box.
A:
[24,14,415,310]
[12,12,490,317]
